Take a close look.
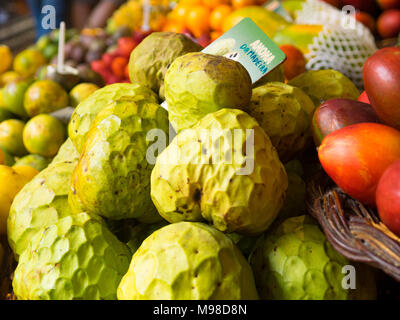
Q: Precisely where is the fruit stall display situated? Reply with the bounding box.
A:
[0,0,399,301]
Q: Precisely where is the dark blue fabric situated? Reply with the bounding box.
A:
[26,0,67,40]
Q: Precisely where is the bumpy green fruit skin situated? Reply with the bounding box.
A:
[13,213,131,300]
[165,52,252,132]
[117,222,259,300]
[51,138,80,165]
[248,82,315,162]
[7,160,77,258]
[129,32,202,99]
[14,154,51,171]
[250,215,376,300]
[68,83,158,152]
[70,99,169,222]
[151,108,288,236]
[288,70,360,107]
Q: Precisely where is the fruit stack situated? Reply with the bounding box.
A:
[0,30,389,300]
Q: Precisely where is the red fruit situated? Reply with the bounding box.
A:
[102,53,114,68]
[377,160,400,236]
[377,9,400,38]
[196,34,212,48]
[355,12,376,33]
[106,74,123,85]
[363,47,400,128]
[118,37,137,58]
[377,0,400,10]
[111,57,129,78]
[280,44,307,80]
[312,98,380,145]
[358,91,370,104]
[91,60,106,73]
[132,30,153,44]
[318,123,400,206]
[124,64,130,79]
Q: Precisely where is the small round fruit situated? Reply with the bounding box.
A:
[69,83,99,108]
[355,12,376,34]
[279,44,307,80]
[13,165,39,181]
[377,160,400,236]
[13,48,46,78]
[210,5,232,31]
[14,154,50,172]
[2,80,31,117]
[232,0,256,9]
[377,9,400,39]
[24,80,69,117]
[186,6,211,38]
[0,119,27,157]
[0,45,13,74]
[23,114,66,158]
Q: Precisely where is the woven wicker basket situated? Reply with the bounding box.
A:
[308,171,400,283]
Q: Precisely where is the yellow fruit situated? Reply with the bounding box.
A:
[13,165,39,181]
[0,148,4,165]
[69,83,99,108]
[0,45,13,75]
[0,165,35,235]
[13,49,46,78]
[0,71,22,88]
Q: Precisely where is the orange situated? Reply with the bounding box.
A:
[187,6,211,38]
[232,0,256,9]
[0,45,12,75]
[173,5,190,27]
[211,31,223,41]
[162,20,186,33]
[279,44,307,81]
[210,5,232,31]
[179,0,203,6]
[202,0,230,9]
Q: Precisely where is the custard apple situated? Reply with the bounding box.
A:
[117,222,259,300]
[69,98,169,222]
[288,70,360,107]
[151,108,288,236]
[68,83,158,152]
[250,215,377,300]
[248,82,315,162]
[8,160,77,258]
[50,138,80,165]
[129,32,202,100]
[165,52,252,132]
[13,212,131,300]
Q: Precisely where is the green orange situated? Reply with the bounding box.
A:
[13,48,46,78]
[0,119,27,157]
[69,83,99,108]
[23,114,66,158]
[24,80,69,117]
[2,80,31,117]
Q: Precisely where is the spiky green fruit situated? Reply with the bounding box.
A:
[250,215,376,300]
[248,82,315,162]
[117,222,259,300]
[68,83,158,152]
[14,154,51,172]
[288,70,360,107]
[165,52,252,132]
[69,98,169,222]
[151,108,288,236]
[7,160,77,258]
[13,212,131,300]
[129,32,202,99]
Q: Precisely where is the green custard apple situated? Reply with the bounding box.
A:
[7,160,78,258]
[129,32,202,100]
[51,138,80,165]
[151,108,288,236]
[250,215,377,300]
[68,83,158,152]
[69,98,169,222]
[248,82,315,162]
[117,221,259,300]
[288,69,360,107]
[165,52,252,132]
[14,154,51,172]
[13,212,131,300]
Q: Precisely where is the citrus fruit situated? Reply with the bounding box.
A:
[0,45,13,74]
[23,114,66,158]
[69,83,99,108]
[13,165,39,181]
[202,0,230,9]
[0,119,27,157]
[232,0,257,9]
[0,71,23,87]
[210,5,233,31]
[2,80,31,117]
[13,48,46,78]
[0,148,4,165]
[187,6,211,38]
[24,80,69,117]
